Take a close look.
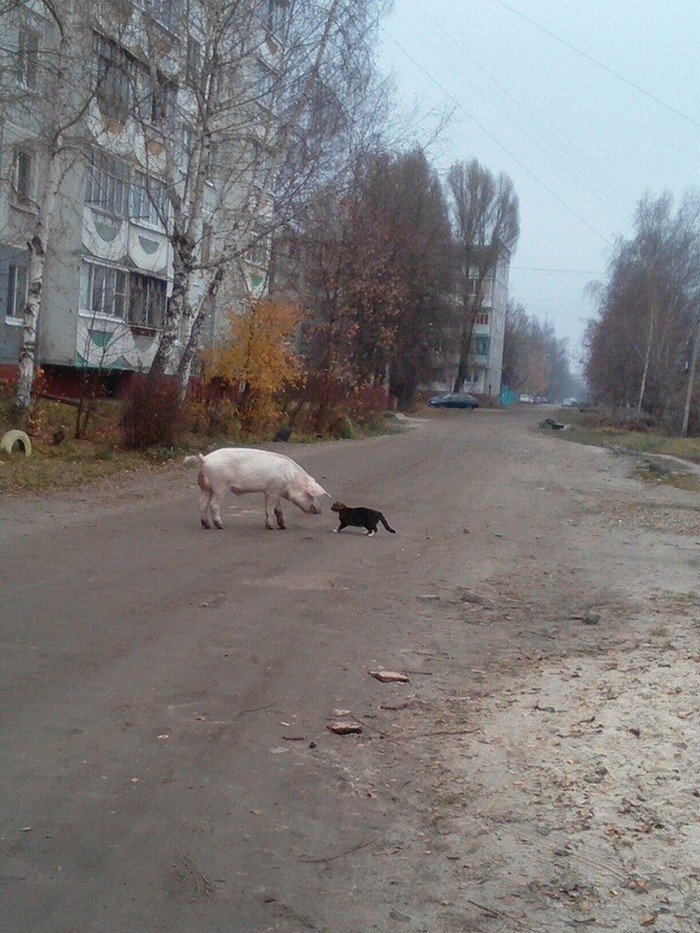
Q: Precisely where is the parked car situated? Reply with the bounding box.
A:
[561,397,579,407]
[535,396,549,404]
[428,392,480,410]
[519,394,534,404]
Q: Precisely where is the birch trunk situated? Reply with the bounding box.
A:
[636,300,656,417]
[176,266,224,398]
[177,0,344,388]
[12,147,62,423]
[149,241,193,378]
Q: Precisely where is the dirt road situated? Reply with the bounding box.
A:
[1,409,698,931]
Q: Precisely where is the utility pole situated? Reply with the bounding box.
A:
[681,309,699,437]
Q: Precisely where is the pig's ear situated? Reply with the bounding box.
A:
[308,480,330,498]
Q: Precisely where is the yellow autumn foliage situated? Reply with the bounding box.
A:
[203,300,301,434]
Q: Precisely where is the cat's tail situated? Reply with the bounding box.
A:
[379,514,396,534]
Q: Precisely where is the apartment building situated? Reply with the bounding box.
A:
[465,244,510,397]
[0,1,276,387]
[431,243,511,398]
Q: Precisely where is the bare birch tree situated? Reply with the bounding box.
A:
[447,158,519,392]
[130,0,389,397]
[0,0,129,423]
[585,192,699,427]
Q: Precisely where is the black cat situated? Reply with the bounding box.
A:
[331,502,396,536]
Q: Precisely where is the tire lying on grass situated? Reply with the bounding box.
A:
[0,430,32,456]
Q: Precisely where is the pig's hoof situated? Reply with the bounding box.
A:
[277,524,287,531]
[213,520,223,530]
[201,519,211,530]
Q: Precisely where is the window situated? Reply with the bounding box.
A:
[148,0,181,32]
[474,335,490,358]
[82,262,128,319]
[13,149,32,203]
[467,276,478,296]
[86,148,130,217]
[93,32,135,120]
[205,140,219,181]
[80,262,166,327]
[128,273,166,329]
[475,312,489,326]
[150,73,177,125]
[186,36,201,83]
[182,126,194,158]
[130,172,168,226]
[256,62,275,106]
[200,223,212,264]
[17,26,39,90]
[267,0,287,37]
[246,234,268,267]
[6,264,28,319]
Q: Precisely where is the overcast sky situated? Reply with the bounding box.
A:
[377,0,699,365]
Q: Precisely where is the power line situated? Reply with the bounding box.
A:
[491,0,699,130]
[512,266,600,275]
[380,26,613,246]
[408,0,626,214]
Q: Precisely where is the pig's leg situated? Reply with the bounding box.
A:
[210,487,225,529]
[264,493,276,530]
[199,489,213,529]
[274,500,286,530]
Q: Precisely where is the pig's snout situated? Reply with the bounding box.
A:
[309,503,322,515]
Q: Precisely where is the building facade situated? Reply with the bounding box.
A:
[431,243,511,398]
[0,1,275,387]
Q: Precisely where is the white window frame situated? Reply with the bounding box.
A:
[86,147,130,218]
[6,264,28,321]
[81,260,129,321]
[128,272,166,330]
[130,171,168,228]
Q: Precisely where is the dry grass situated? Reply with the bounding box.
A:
[0,394,395,495]
[555,409,700,462]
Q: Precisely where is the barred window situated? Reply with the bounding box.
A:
[86,148,130,217]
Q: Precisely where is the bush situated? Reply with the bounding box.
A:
[122,376,182,450]
[330,414,356,439]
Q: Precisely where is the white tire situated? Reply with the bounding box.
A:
[0,430,32,456]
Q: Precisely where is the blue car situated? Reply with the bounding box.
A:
[428,392,480,410]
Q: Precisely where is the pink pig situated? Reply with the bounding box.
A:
[184,448,330,530]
